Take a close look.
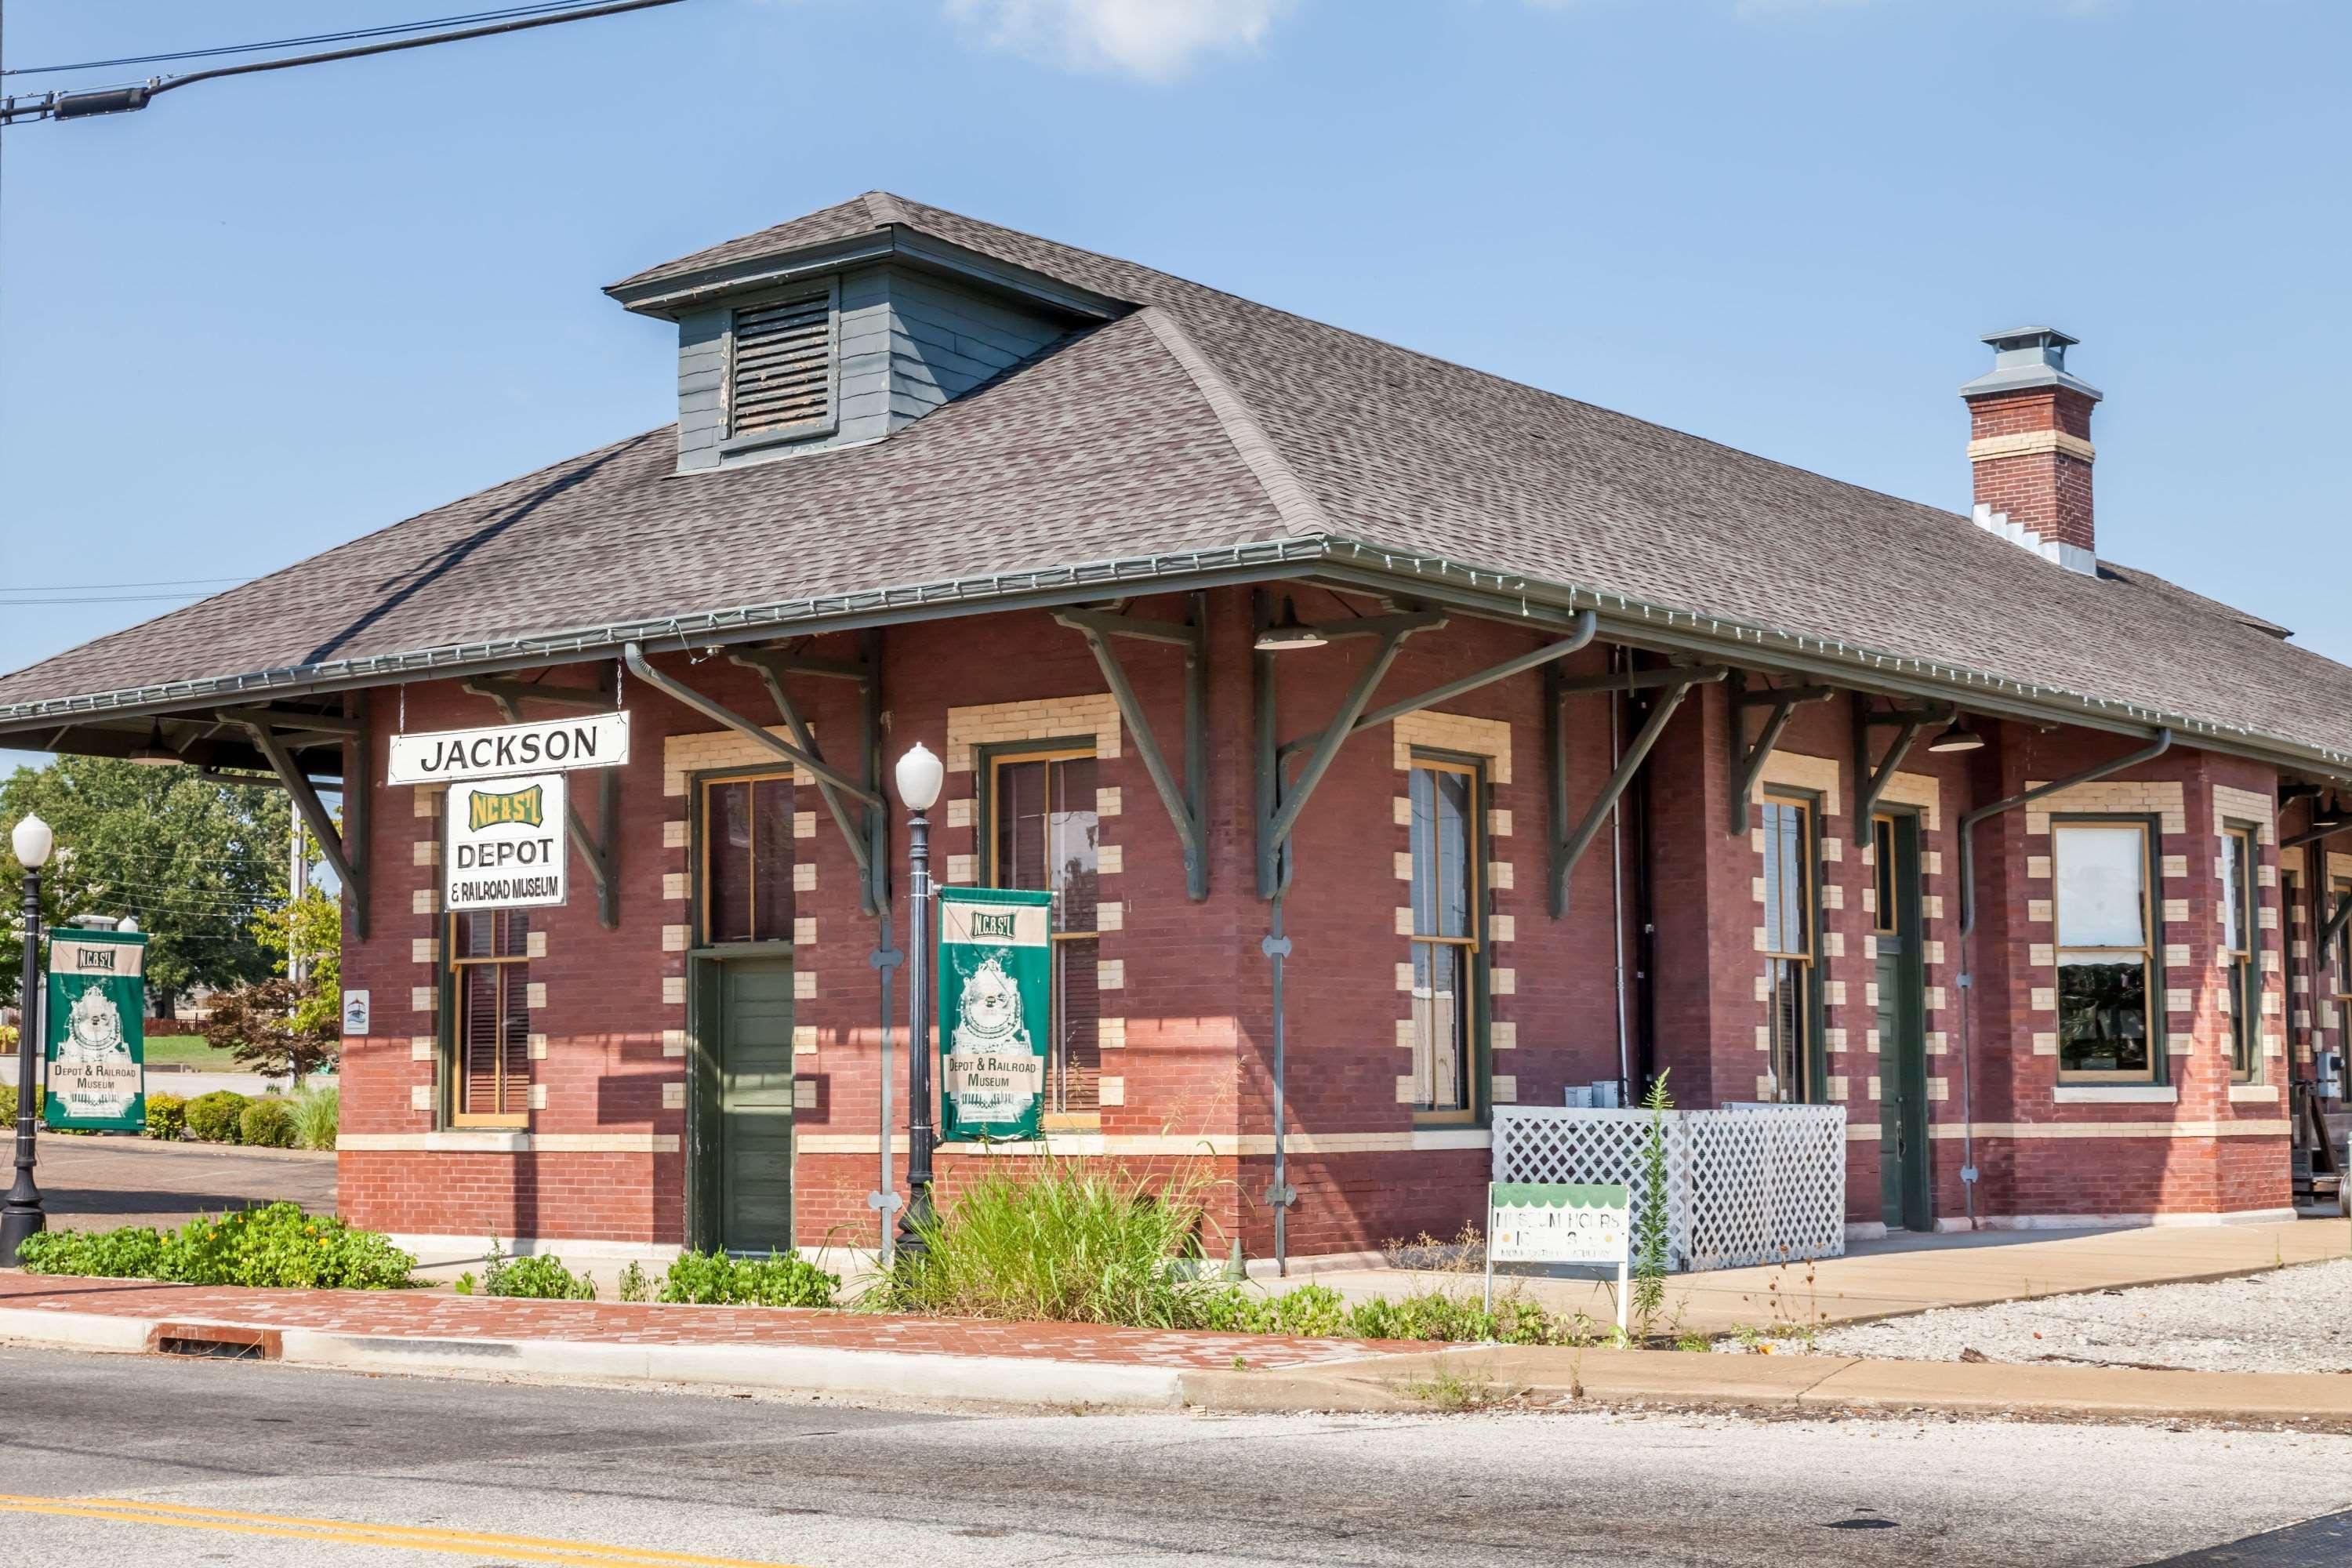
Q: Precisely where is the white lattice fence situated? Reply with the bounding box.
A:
[1494,1105,1846,1272]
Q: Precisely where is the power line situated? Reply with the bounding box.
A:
[2,0,691,124]
[0,592,223,606]
[2,2,618,77]
[2,575,252,591]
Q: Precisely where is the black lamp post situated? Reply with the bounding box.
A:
[892,742,945,1264]
[2,814,54,1267]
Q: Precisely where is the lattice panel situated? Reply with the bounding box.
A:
[1494,1105,1846,1273]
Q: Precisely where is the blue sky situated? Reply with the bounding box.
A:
[2,0,2346,780]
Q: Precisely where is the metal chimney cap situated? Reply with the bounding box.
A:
[1961,324,2103,402]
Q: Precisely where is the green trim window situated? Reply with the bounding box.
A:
[2222,824,2259,1083]
[1406,757,1482,1122]
[2053,818,2162,1082]
[700,771,796,946]
[1760,793,1817,1104]
[447,909,530,1127]
[2332,877,2352,1050]
[987,744,1101,1119]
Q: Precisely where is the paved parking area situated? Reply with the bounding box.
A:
[25,1136,335,1232]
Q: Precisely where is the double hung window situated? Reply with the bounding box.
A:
[1406,758,1481,1120]
[702,771,796,945]
[1760,794,1817,1104]
[989,748,1101,1116]
[2053,820,2161,1081]
[2222,826,2258,1082]
[448,910,531,1127]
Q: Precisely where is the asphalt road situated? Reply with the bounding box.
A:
[0,1348,2345,1566]
[27,1134,336,1232]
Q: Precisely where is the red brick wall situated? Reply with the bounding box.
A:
[1968,387,2097,553]
[332,586,2291,1254]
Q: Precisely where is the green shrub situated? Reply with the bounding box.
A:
[0,1085,43,1125]
[143,1093,187,1142]
[183,1090,249,1143]
[16,1225,165,1279]
[874,1157,1218,1327]
[659,1249,836,1308]
[289,1087,339,1151]
[461,1239,596,1300]
[616,1260,652,1303]
[238,1098,296,1149]
[16,1203,412,1290]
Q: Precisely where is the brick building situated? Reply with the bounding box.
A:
[3,194,2343,1267]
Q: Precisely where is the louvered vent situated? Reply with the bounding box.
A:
[728,288,834,439]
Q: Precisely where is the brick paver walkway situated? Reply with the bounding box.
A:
[0,1272,1385,1370]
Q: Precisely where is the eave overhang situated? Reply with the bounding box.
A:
[4,532,2346,785]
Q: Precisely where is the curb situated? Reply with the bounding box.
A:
[0,1304,1188,1410]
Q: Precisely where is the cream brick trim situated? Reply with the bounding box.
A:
[662,724,811,797]
[411,889,439,916]
[411,938,438,966]
[1095,787,1121,818]
[662,1082,685,1110]
[793,1025,818,1055]
[409,1036,434,1062]
[662,819,688,850]
[525,982,546,1011]
[2213,783,2278,844]
[528,1033,548,1061]
[525,929,547,959]
[1392,711,1512,784]
[946,694,1120,772]
[662,975,685,1006]
[793,862,817,893]
[1098,1076,1126,1108]
[1966,429,2096,464]
[662,924,690,953]
[527,1085,549,1110]
[1491,1075,1518,1104]
[662,873,688,902]
[2027,780,2185,835]
[661,1029,686,1058]
[1098,1018,1126,1051]
[412,840,440,867]
[412,788,444,819]
[946,797,975,829]
[1875,769,1940,831]
[1759,750,1841,818]
[1491,1021,1516,1050]
[793,971,817,1000]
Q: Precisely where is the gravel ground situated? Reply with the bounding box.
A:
[1802,1257,2352,1374]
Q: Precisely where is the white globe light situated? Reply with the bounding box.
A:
[894,742,945,812]
[10,814,53,870]
[117,916,140,933]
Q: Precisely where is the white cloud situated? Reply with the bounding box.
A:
[943,0,1297,82]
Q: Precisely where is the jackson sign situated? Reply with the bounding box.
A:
[445,773,569,911]
[387,711,630,787]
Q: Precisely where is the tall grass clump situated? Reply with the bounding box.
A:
[290,1087,339,1151]
[877,1156,1219,1327]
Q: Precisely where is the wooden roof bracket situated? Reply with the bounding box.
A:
[1054,597,1212,902]
[235,698,368,941]
[2321,887,2352,957]
[1853,699,1955,844]
[622,643,888,921]
[461,673,623,929]
[729,641,887,919]
[1548,664,1727,916]
[1726,673,1838,834]
[1958,728,2173,939]
[1252,595,1447,898]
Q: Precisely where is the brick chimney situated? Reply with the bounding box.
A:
[1960,327,2102,572]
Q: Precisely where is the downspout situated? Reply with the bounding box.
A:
[1955,727,2172,1227]
[1610,647,1631,1102]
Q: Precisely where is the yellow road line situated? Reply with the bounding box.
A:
[0,1493,815,1567]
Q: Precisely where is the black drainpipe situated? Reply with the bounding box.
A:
[1630,658,1661,1096]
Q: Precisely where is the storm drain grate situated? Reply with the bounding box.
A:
[148,1323,282,1359]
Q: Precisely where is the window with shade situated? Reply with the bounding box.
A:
[1760,793,1817,1104]
[702,772,795,945]
[2053,819,2161,1081]
[448,909,530,1127]
[1406,757,1481,1122]
[989,747,1100,1116]
[2222,825,2258,1083]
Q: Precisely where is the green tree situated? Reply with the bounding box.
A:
[0,757,292,1008]
[252,884,343,1037]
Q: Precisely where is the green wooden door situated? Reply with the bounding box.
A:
[1873,814,1933,1231]
[694,956,796,1254]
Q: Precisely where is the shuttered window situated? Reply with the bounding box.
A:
[726,284,837,441]
[448,910,530,1127]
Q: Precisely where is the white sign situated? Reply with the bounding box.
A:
[387,711,630,787]
[341,990,371,1036]
[1486,1181,1633,1335]
[445,773,569,911]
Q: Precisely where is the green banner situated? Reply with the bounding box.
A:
[938,886,1054,1142]
[44,927,148,1131]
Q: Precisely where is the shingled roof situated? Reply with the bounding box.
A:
[4,191,2346,773]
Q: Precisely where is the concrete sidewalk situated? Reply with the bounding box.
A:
[1299,1217,2350,1335]
[6,1268,2352,1426]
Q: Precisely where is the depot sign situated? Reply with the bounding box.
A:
[445,774,568,912]
[387,711,630,787]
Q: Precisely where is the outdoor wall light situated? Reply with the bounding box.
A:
[9,814,52,869]
[1253,597,1328,652]
[895,742,945,813]
[1928,715,1987,753]
[126,720,183,766]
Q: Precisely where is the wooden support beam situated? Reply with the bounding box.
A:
[1555,676,1700,915]
[214,705,365,737]
[1726,673,1837,835]
[1056,599,1211,901]
[729,648,882,916]
[242,722,366,939]
[461,675,612,711]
